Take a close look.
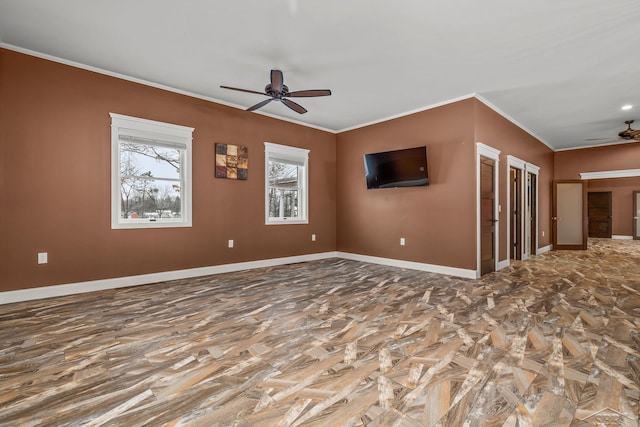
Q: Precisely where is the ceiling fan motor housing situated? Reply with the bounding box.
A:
[265,84,289,99]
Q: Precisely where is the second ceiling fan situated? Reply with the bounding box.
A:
[221,69,331,114]
[617,120,640,141]
[587,120,640,143]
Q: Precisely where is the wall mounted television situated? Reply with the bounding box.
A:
[364,146,429,189]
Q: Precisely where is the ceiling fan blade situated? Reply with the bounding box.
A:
[271,70,284,93]
[287,89,332,97]
[282,98,307,114]
[585,138,621,142]
[246,98,273,112]
[220,85,267,96]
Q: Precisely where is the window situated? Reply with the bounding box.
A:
[265,142,309,224]
[110,113,193,229]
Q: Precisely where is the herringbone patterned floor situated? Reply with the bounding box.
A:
[1,239,639,426]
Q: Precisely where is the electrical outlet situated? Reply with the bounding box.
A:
[312,234,316,241]
[400,237,406,246]
[228,240,234,248]
[38,252,48,264]
[542,231,545,237]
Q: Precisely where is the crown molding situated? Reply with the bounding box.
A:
[0,43,336,134]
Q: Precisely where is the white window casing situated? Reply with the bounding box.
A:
[110,113,194,229]
[264,142,309,225]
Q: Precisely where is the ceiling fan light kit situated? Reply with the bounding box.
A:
[221,69,331,114]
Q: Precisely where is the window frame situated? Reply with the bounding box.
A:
[264,142,309,225]
[110,113,194,229]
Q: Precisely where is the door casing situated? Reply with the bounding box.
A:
[476,143,500,277]
[553,180,587,250]
[510,167,522,261]
[634,191,640,240]
[507,156,539,263]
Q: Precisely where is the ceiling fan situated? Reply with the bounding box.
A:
[587,120,640,143]
[617,120,640,140]
[221,69,331,114]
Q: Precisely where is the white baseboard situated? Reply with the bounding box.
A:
[497,260,510,271]
[612,235,633,240]
[0,252,338,305]
[1,251,485,305]
[336,252,478,279]
[537,244,553,255]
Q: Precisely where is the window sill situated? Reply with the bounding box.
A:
[112,220,192,229]
[266,219,308,225]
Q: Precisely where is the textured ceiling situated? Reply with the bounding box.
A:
[1,0,640,150]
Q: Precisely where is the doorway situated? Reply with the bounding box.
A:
[480,156,497,275]
[553,180,587,250]
[634,191,640,240]
[526,172,538,257]
[507,158,539,262]
[477,143,500,277]
[509,167,522,260]
[587,191,612,238]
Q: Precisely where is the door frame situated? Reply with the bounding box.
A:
[525,164,540,259]
[634,191,639,240]
[510,167,522,261]
[553,180,588,250]
[506,156,540,264]
[476,143,501,277]
[507,156,525,264]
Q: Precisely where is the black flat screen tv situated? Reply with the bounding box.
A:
[364,146,429,189]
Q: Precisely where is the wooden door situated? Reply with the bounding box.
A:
[510,167,522,260]
[481,157,496,275]
[587,192,612,238]
[634,191,640,240]
[528,173,537,255]
[553,180,587,250]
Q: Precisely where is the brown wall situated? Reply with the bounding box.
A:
[0,49,337,292]
[555,144,640,238]
[554,143,640,179]
[335,98,554,272]
[336,99,478,269]
[473,100,555,259]
[4,47,623,295]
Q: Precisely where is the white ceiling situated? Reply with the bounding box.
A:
[1,0,640,150]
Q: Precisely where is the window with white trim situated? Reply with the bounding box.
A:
[110,113,193,229]
[265,142,309,224]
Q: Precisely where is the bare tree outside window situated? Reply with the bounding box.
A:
[111,113,193,229]
[119,142,182,220]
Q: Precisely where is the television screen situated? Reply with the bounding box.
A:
[364,146,429,189]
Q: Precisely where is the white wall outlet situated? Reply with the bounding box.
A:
[312,234,316,241]
[498,204,502,212]
[542,231,545,237]
[400,237,406,246]
[38,252,48,264]
[228,239,234,248]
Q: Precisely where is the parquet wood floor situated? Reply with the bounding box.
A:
[1,239,639,426]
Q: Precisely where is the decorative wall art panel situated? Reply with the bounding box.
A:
[215,143,248,180]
